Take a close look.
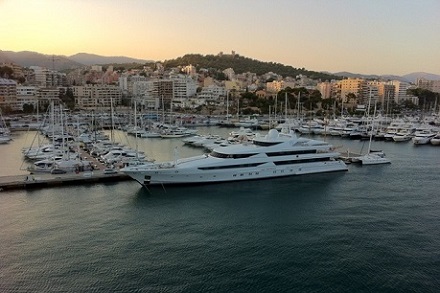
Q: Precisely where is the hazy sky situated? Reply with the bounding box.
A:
[2,0,440,75]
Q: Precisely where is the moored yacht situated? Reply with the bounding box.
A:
[430,133,440,145]
[121,129,348,186]
[412,131,436,145]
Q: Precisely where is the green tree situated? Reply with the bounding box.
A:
[22,103,34,113]
[59,87,75,109]
[408,88,440,111]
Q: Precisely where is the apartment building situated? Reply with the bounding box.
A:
[387,80,417,104]
[266,80,296,93]
[16,86,39,110]
[317,81,333,99]
[29,66,66,87]
[198,85,227,105]
[73,84,122,109]
[338,78,366,103]
[223,68,235,81]
[132,76,198,110]
[0,78,17,110]
[377,83,395,106]
[416,78,440,94]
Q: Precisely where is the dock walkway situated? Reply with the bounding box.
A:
[0,171,130,191]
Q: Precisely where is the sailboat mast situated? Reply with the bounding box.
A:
[110,98,114,144]
[226,91,229,122]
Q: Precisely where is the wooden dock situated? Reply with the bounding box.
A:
[0,171,131,191]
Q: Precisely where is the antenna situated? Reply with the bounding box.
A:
[50,54,60,71]
[48,54,61,87]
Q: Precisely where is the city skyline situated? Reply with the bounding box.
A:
[2,0,440,76]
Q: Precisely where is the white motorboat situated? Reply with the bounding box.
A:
[121,129,348,186]
[0,134,12,144]
[392,130,414,142]
[412,131,436,145]
[430,133,440,146]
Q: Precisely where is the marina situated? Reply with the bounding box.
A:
[1,127,439,292]
[0,114,439,189]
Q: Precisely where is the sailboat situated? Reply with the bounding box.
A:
[0,108,12,144]
[355,93,391,165]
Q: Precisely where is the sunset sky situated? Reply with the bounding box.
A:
[2,0,440,75]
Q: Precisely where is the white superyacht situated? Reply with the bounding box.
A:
[121,129,348,186]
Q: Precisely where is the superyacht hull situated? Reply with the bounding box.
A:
[122,129,348,187]
[122,159,348,186]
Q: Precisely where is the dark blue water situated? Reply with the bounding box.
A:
[1,133,440,292]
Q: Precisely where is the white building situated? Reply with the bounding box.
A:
[223,68,235,81]
[29,66,65,87]
[388,80,417,104]
[198,85,227,105]
[73,84,122,109]
[416,78,440,94]
[16,86,39,110]
[132,76,198,110]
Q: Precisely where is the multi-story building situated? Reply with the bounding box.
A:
[416,78,440,94]
[182,64,197,77]
[37,88,60,104]
[28,66,66,87]
[362,81,380,105]
[317,81,333,99]
[377,83,395,107]
[387,80,417,104]
[0,63,24,79]
[73,84,122,109]
[0,78,17,110]
[266,80,297,93]
[16,86,39,110]
[223,68,235,81]
[197,85,227,106]
[133,76,198,110]
[173,75,198,100]
[338,78,366,103]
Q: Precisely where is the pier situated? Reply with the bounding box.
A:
[0,171,130,191]
[338,150,362,163]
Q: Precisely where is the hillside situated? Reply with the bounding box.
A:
[0,50,83,70]
[163,53,340,81]
[0,50,151,71]
[69,53,152,66]
[401,72,440,83]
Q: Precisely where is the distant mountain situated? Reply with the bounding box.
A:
[0,51,14,64]
[332,71,405,82]
[68,53,152,66]
[0,50,83,71]
[2,50,440,83]
[0,50,152,70]
[331,71,440,83]
[401,72,440,83]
